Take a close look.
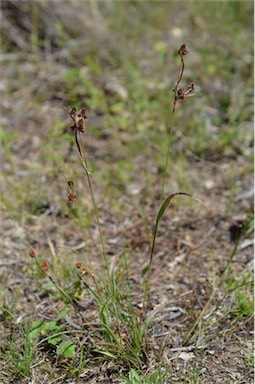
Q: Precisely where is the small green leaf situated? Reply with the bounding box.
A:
[140,305,163,336]
[143,192,204,305]
[29,319,44,340]
[157,193,191,225]
[93,349,117,359]
[42,321,58,332]
[56,307,70,321]
[149,370,160,382]
[129,369,141,383]
[47,335,62,346]
[56,340,75,358]
[155,192,204,239]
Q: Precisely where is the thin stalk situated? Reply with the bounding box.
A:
[160,109,175,201]
[151,54,186,306]
[64,174,100,272]
[70,247,103,298]
[221,218,253,277]
[142,217,159,311]
[182,291,215,346]
[149,96,176,306]
[183,280,253,346]
[77,131,110,282]
[72,200,104,269]
[34,257,85,322]
[160,56,184,201]
[36,329,93,347]
[221,241,239,277]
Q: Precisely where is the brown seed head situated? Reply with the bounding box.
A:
[29,249,36,258]
[178,43,189,56]
[188,82,195,92]
[176,88,185,100]
[68,193,77,202]
[69,107,77,118]
[67,180,74,188]
[40,261,49,271]
[75,262,82,269]
[79,107,87,118]
[77,118,84,132]
[67,106,87,133]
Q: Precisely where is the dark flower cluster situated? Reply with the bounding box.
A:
[68,193,77,202]
[175,82,196,100]
[173,44,196,103]
[67,179,74,188]
[68,106,87,132]
[66,179,77,203]
[29,249,49,271]
[178,43,189,56]
[75,261,95,278]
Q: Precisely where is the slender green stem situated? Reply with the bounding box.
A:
[36,329,96,347]
[64,174,100,270]
[160,107,175,201]
[222,218,253,277]
[35,257,85,322]
[147,54,185,307]
[77,131,110,283]
[142,222,158,311]
[182,292,215,346]
[160,56,183,201]
[183,280,253,346]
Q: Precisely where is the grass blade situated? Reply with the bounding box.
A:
[143,192,204,310]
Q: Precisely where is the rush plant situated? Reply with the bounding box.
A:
[31,44,201,374]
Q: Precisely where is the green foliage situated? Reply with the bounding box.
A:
[123,367,165,384]
[4,328,34,377]
[225,273,254,319]
[1,310,35,378]
[29,307,76,359]
[77,270,151,368]
[65,68,107,110]
[0,127,18,174]
[183,271,254,348]
[56,340,75,358]
[235,289,254,318]
[85,56,103,76]
[54,21,69,47]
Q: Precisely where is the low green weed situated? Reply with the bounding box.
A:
[1,309,35,379]
[123,367,165,384]
[29,307,77,359]
[182,273,254,348]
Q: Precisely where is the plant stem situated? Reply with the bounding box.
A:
[146,54,186,307]
[182,292,215,346]
[160,56,184,201]
[77,131,110,283]
[160,107,175,201]
[142,222,158,312]
[35,258,85,322]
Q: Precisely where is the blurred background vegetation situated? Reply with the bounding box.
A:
[1,0,253,222]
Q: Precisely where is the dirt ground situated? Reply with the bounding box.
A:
[0,1,254,383]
